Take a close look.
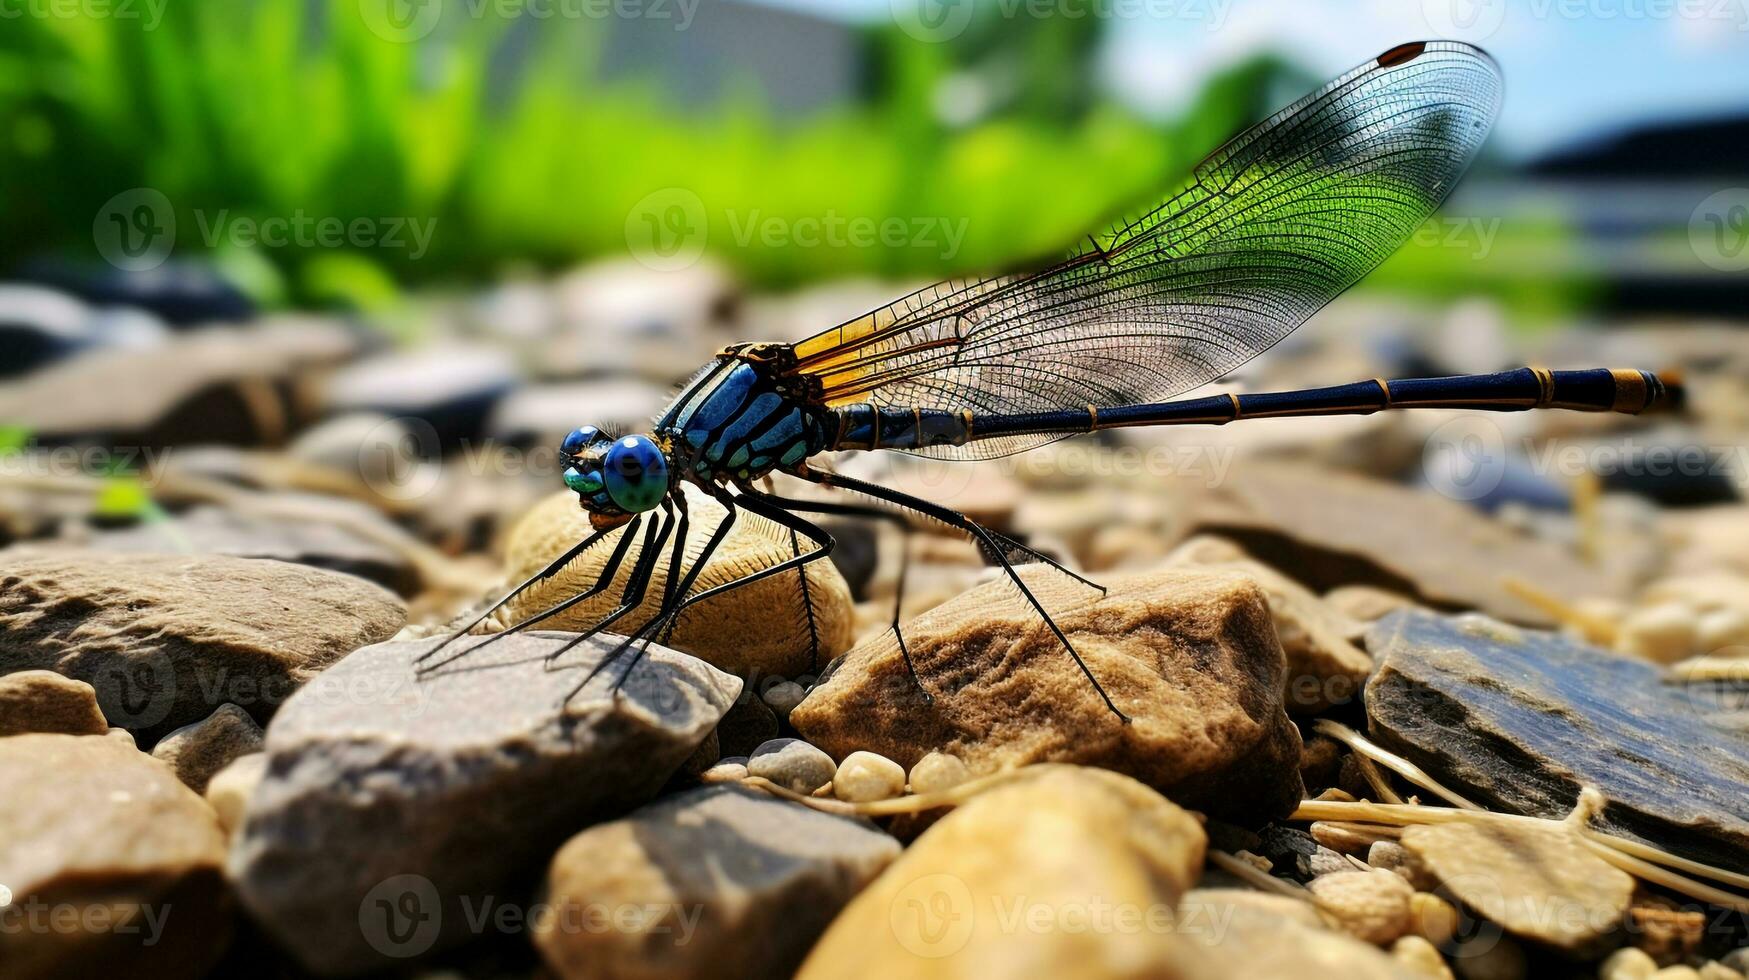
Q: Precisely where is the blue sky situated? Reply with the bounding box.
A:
[757,0,1749,159]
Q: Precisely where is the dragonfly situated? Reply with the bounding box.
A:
[417,41,1680,722]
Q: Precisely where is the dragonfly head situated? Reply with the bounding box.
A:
[559,426,671,526]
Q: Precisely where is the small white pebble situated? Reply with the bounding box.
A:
[1619,603,1699,664]
[1722,950,1749,976]
[747,738,835,794]
[832,750,906,802]
[761,681,807,721]
[907,751,970,795]
[1600,948,1659,980]
[1654,967,1703,980]
[1700,962,1746,980]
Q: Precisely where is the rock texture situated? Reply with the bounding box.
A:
[796,765,1209,979]
[1401,821,1635,954]
[1179,887,1423,979]
[534,786,899,980]
[1368,609,1749,874]
[793,567,1304,823]
[229,631,740,975]
[1188,462,1631,625]
[150,703,265,794]
[0,550,405,741]
[497,485,854,681]
[0,734,231,980]
[0,669,108,736]
[1164,535,1373,714]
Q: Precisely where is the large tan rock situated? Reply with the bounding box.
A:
[793,567,1304,823]
[1401,820,1635,954]
[795,765,1208,979]
[0,734,231,980]
[0,550,405,741]
[497,485,852,682]
[0,669,108,736]
[534,786,899,980]
[1178,887,1425,979]
[1164,535,1373,714]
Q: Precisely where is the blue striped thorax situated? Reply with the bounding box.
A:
[655,351,834,485]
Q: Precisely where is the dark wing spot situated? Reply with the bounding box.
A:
[1377,41,1427,68]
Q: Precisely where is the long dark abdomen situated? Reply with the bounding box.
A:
[830,403,971,451]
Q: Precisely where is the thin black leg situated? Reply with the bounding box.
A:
[414,522,616,673]
[572,489,739,701]
[425,509,655,674]
[806,467,1129,723]
[789,526,822,671]
[545,505,675,670]
[734,486,927,702]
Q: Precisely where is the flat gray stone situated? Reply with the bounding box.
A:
[0,550,405,742]
[1367,608,1749,873]
[534,785,899,980]
[229,631,741,975]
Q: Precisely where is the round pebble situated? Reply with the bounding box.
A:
[908,751,970,795]
[1391,935,1453,980]
[1701,962,1747,980]
[1409,891,1460,948]
[761,681,807,722]
[1698,609,1749,652]
[832,750,905,803]
[1600,948,1658,980]
[747,738,835,794]
[1307,868,1413,946]
[1618,602,1698,664]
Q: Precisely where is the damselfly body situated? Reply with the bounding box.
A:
[418,41,1682,721]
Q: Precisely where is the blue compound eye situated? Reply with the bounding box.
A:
[603,435,668,513]
[562,465,604,496]
[560,425,599,458]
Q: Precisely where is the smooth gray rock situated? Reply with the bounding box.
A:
[1367,608,1749,874]
[229,631,741,976]
[0,550,405,742]
[534,785,899,980]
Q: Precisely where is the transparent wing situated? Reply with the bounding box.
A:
[786,41,1503,459]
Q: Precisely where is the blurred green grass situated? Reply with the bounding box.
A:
[0,2,1585,315]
